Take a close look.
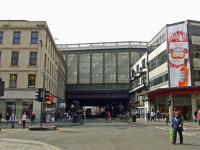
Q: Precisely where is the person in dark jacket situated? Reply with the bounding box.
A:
[0,112,2,123]
[172,111,183,144]
[146,111,150,122]
[30,112,35,126]
[5,113,10,125]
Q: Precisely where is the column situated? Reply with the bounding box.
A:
[191,94,197,119]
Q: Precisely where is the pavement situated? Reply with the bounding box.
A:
[0,119,83,129]
[0,138,61,150]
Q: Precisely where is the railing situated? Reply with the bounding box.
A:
[57,41,148,50]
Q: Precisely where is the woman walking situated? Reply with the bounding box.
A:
[172,111,183,144]
[21,112,27,129]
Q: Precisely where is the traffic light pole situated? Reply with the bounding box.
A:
[168,95,173,121]
[40,75,46,127]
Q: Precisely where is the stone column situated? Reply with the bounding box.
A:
[191,94,197,119]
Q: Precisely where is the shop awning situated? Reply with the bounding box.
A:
[138,86,200,99]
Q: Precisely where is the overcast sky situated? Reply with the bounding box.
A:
[0,0,199,44]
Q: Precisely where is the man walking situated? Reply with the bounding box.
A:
[172,111,183,144]
[9,113,16,128]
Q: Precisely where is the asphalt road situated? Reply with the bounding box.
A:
[0,119,200,150]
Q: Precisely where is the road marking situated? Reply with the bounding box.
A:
[155,127,168,130]
[0,138,61,150]
[155,126,200,137]
[183,133,193,136]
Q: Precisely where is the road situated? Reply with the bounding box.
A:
[0,119,200,150]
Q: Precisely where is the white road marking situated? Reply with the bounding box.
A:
[155,126,200,137]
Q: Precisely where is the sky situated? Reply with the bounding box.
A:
[0,0,200,44]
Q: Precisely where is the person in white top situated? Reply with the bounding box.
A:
[151,111,155,121]
[21,112,27,129]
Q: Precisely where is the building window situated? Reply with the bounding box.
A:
[0,31,3,44]
[9,74,17,88]
[148,32,167,53]
[118,52,129,83]
[194,70,200,81]
[105,53,116,83]
[142,59,146,68]
[150,73,168,87]
[149,50,168,71]
[79,54,90,83]
[92,53,103,83]
[29,52,37,66]
[31,32,38,44]
[67,54,78,84]
[192,44,200,51]
[28,74,36,87]
[13,31,21,44]
[11,51,19,66]
[136,65,139,72]
[44,54,47,68]
[190,25,200,36]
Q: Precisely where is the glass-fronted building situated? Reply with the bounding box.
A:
[57,41,147,108]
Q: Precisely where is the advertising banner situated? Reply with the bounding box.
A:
[167,22,191,87]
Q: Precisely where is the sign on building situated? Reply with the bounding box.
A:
[167,22,191,87]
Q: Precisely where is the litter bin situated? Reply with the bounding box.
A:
[132,114,136,122]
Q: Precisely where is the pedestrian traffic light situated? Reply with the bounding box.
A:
[44,89,50,101]
[35,88,43,102]
[167,99,171,106]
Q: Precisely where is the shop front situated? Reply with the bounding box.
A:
[141,87,200,120]
[0,99,33,119]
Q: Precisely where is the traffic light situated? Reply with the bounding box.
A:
[44,89,50,101]
[167,99,171,106]
[47,95,53,104]
[35,88,43,102]
[0,78,5,96]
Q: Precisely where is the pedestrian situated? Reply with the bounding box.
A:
[0,112,2,123]
[165,112,169,125]
[46,113,51,123]
[5,113,10,125]
[30,112,35,126]
[197,110,200,126]
[0,112,2,130]
[156,111,161,122]
[151,111,155,121]
[21,112,27,129]
[9,113,16,128]
[146,111,150,122]
[194,110,198,122]
[107,111,112,123]
[171,111,183,144]
[51,113,55,125]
